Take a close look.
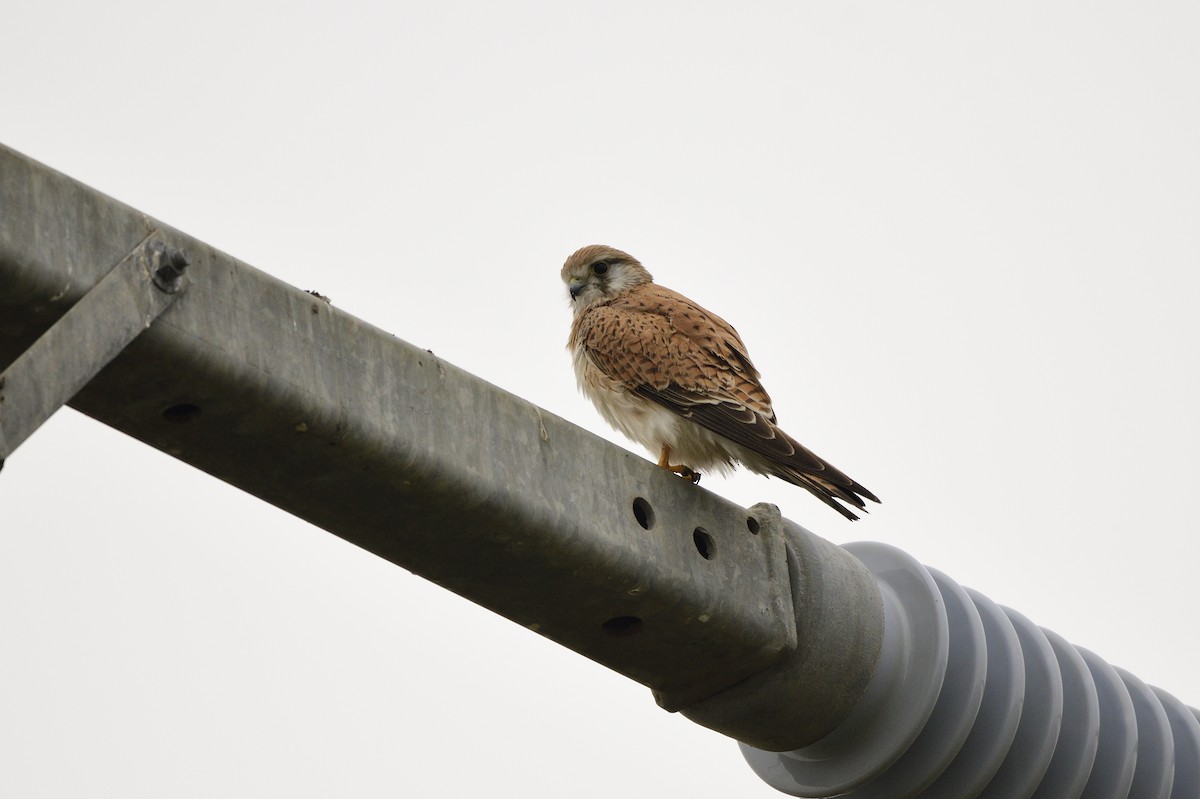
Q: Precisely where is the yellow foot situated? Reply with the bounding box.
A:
[657,445,701,484]
[669,464,701,484]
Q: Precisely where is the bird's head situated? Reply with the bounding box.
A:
[561,245,653,313]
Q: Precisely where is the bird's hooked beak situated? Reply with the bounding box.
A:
[568,279,586,300]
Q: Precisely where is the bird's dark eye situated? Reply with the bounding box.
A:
[593,261,609,275]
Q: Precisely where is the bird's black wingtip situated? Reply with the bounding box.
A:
[858,486,881,505]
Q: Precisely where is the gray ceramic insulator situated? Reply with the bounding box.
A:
[742,541,1200,798]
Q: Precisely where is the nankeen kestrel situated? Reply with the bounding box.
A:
[562,244,879,521]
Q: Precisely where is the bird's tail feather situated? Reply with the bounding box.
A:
[767,429,880,521]
[767,463,871,521]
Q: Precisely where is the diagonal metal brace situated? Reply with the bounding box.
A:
[0,235,190,464]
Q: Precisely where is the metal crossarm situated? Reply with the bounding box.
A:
[0,144,883,746]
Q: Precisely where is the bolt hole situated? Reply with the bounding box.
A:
[632,497,655,530]
[602,616,643,637]
[693,528,716,560]
[746,516,760,535]
[162,403,201,424]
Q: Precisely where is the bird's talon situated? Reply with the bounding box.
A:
[667,464,700,484]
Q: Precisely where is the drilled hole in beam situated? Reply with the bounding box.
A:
[693,528,716,560]
[632,497,655,530]
[746,516,761,535]
[162,403,201,424]
[602,616,643,637]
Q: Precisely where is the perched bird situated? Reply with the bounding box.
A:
[562,244,879,520]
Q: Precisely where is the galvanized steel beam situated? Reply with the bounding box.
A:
[0,143,885,749]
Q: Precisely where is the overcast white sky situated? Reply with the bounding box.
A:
[3,2,1199,796]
